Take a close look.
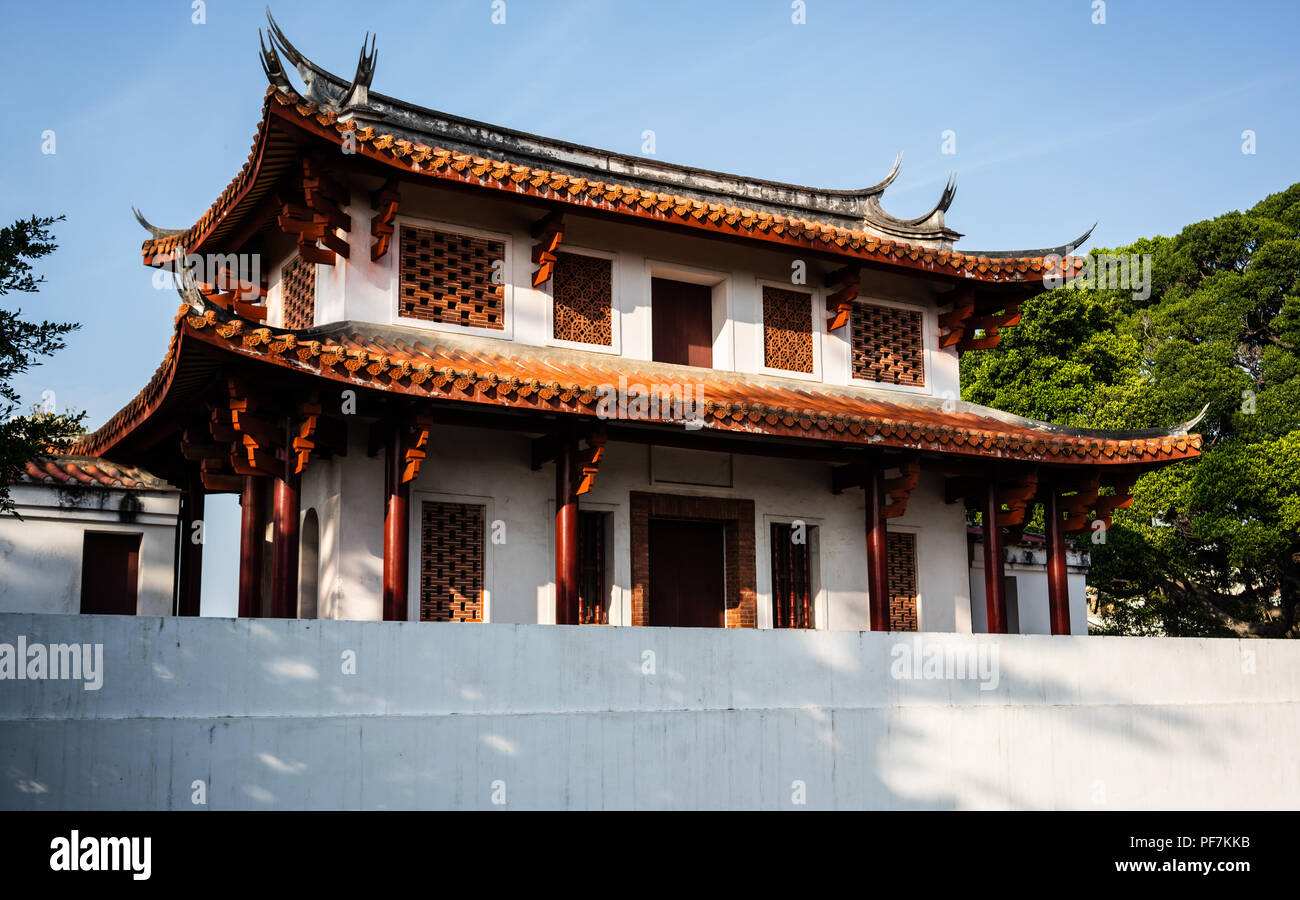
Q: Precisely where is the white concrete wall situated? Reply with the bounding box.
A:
[969,542,1089,635]
[307,424,973,631]
[1,613,1296,810]
[0,485,179,616]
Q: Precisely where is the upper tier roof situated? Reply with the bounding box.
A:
[135,10,1095,281]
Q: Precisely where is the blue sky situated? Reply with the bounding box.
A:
[3,0,1297,611]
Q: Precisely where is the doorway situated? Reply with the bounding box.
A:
[648,518,726,627]
[79,532,141,615]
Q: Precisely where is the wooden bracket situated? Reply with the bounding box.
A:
[530,211,564,287]
[829,455,916,516]
[574,427,607,495]
[824,265,861,331]
[291,394,322,475]
[531,424,605,493]
[278,160,351,266]
[402,414,435,483]
[882,457,920,519]
[370,177,400,262]
[995,469,1039,528]
[940,285,1023,352]
[939,285,976,348]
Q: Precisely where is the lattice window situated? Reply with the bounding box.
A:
[762,286,814,373]
[770,522,814,628]
[281,254,315,330]
[399,225,505,330]
[553,252,613,346]
[843,301,925,386]
[578,510,608,624]
[887,532,918,631]
[419,501,485,622]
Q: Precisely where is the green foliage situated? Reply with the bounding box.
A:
[0,215,85,514]
[962,185,1300,637]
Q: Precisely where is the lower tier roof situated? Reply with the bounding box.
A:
[73,306,1204,469]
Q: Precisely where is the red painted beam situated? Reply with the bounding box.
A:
[865,466,890,631]
[1045,485,1071,635]
[238,476,266,617]
[555,437,579,625]
[982,478,1008,634]
[382,422,411,622]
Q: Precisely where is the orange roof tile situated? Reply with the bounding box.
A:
[73,307,1202,468]
[20,456,175,491]
[139,88,1085,290]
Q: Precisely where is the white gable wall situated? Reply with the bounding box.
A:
[0,484,179,616]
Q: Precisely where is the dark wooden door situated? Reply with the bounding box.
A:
[651,278,713,367]
[79,532,141,615]
[649,518,725,627]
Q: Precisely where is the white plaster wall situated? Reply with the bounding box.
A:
[2,613,1296,810]
[0,486,179,616]
[321,184,962,399]
[336,421,386,621]
[313,425,975,632]
[969,542,1090,635]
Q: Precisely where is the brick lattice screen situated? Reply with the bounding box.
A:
[629,492,756,628]
[281,254,315,330]
[553,251,613,346]
[399,225,505,330]
[843,301,925,386]
[762,286,814,373]
[419,501,485,622]
[887,531,918,631]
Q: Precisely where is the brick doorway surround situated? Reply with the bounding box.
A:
[629,491,756,628]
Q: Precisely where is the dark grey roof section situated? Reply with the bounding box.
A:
[960,222,1098,259]
[257,9,980,248]
[132,207,184,239]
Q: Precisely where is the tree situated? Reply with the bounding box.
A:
[962,185,1300,637]
[0,215,85,513]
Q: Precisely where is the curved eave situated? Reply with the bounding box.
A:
[268,31,909,212]
[141,89,1086,290]
[76,306,1204,468]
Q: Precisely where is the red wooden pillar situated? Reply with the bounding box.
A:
[555,437,579,625]
[1045,483,1071,635]
[270,472,300,618]
[178,474,204,616]
[982,477,1008,634]
[865,466,890,631]
[383,423,410,622]
[238,476,266,617]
